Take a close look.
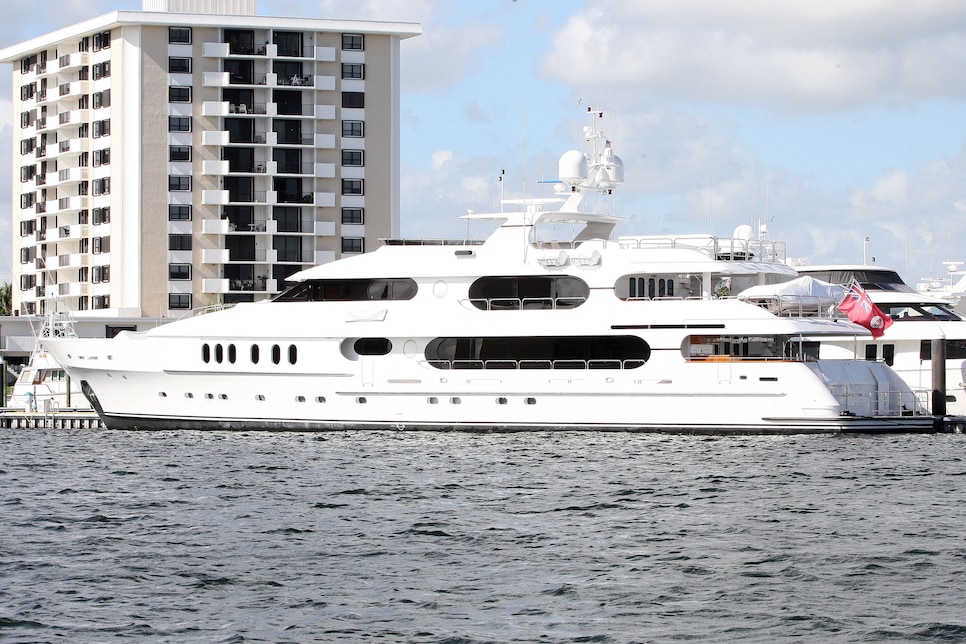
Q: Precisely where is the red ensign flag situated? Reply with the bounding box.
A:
[837,279,893,339]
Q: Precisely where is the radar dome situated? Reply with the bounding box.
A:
[733,224,753,240]
[558,150,588,186]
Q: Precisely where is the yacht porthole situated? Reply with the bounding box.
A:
[158,392,167,398]
[428,397,438,404]
[403,339,417,358]
[433,280,448,298]
[315,396,326,403]
[106,373,113,380]
[357,396,367,404]
[122,375,128,381]
[497,397,507,405]
[296,395,306,403]
[219,394,228,400]
[185,392,194,399]
[205,393,214,399]
[256,394,266,401]
[450,397,461,405]
[525,397,536,405]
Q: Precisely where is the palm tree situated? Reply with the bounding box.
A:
[0,282,11,316]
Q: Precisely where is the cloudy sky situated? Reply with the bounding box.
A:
[2,0,966,288]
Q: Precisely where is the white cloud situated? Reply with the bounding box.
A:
[431,150,454,170]
[541,0,966,112]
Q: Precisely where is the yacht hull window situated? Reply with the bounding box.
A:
[425,335,649,369]
[685,335,817,361]
[468,276,589,310]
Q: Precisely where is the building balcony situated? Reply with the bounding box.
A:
[54,80,92,103]
[202,248,230,264]
[202,130,230,146]
[202,278,229,294]
[52,108,90,131]
[54,51,90,73]
[56,166,89,185]
[55,223,90,241]
[58,281,90,297]
[202,219,230,235]
[315,163,336,178]
[202,159,230,176]
[202,189,229,206]
[56,252,90,268]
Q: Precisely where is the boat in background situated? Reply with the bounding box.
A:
[42,110,934,433]
[795,264,966,415]
[916,261,966,312]
[8,312,91,412]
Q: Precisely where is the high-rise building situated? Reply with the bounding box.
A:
[0,0,420,317]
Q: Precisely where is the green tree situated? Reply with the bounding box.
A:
[0,282,11,316]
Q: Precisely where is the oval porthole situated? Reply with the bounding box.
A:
[228,344,237,364]
[525,397,536,405]
[202,344,211,363]
[289,344,297,364]
[251,344,260,364]
[354,338,392,355]
[428,397,438,404]
[272,344,281,364]
[497,397,507,405]
[315,396,326,403]
[215,344,224,364]
[357,396,367,404]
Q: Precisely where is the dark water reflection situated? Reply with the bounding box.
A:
[1,430,964,642]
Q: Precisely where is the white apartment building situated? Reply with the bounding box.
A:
[1,0,420,317]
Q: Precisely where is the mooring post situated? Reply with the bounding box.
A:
[931,334,947,417]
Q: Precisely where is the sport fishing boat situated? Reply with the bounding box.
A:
[9,312,91,412]
[794,264,966,415]
[43,112,933,433]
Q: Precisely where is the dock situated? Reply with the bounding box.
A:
[0,408,104,429]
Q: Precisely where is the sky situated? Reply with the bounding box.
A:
[2,0,966,289]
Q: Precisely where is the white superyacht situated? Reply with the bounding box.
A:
[43,113,933,433]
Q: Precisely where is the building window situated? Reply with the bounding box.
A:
[342,150,364,166]
[169,27,191,44]
[341,63,364,79]
[93,148,110,166]
[342,237,364,254]
[342,92,365,109]
[92,177,110,195]
[169,57,191,74]
[342,120,364,137]
[169,204,191,220]
[169,87,191,103]
[92,61,111,79]
[92,207,110,224]
[169,146,191,162]
[92,236,110,254]
[92,265,110,283]
[169,176,191,191]
[169,234,192,250]
[93,295,110,310]
[92,31,111,51]
[341,207,364,224]
[342,179,364,195]
[169,116,191,132]
[342,34,364,50]
[92,90,111,109]
[169,293,191,310]
[92,119,111,138]
[169,264,191,280]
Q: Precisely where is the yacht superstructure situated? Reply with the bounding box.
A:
[43,113,934,433]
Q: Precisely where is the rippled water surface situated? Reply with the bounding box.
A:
[1,429,965,642]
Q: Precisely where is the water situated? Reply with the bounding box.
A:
[1,429,964,643]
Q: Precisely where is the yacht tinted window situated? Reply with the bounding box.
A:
[274,278,417,302]
[468,276,589,310]
[425,335,648,369]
